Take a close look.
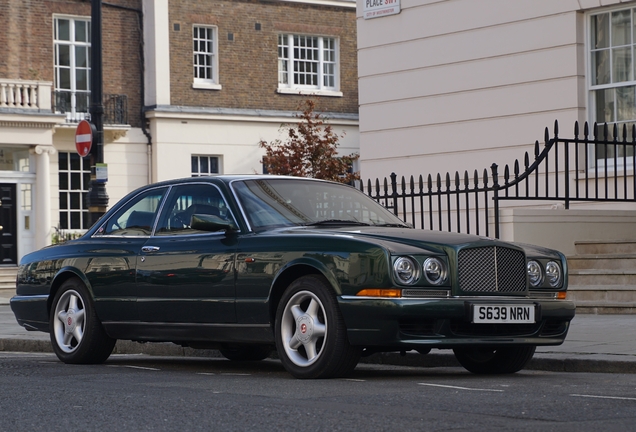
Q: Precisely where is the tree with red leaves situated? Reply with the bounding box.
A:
[259,99,360,184]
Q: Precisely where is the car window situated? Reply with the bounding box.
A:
[98,187,167,236]
[154,183,234,236]
[232,179,406,230]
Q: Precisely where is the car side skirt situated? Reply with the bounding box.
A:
[102,322,275,344]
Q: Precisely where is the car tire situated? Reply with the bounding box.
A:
[275,275,361,379]
[453,346,536,374]
[219,345,271,362]
[49,277,116,364]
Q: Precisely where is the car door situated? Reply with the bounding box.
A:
[135,182,238,324]
[88,186,169,322]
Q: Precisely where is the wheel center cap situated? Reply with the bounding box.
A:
[65,310,76,333]
[296,315,313,343]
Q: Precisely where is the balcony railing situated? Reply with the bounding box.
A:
[53,90,128,125]
[0,79,53,110]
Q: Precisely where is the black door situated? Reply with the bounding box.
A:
[0,184,17,264]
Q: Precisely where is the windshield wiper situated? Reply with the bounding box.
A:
[304,219,371,226]
[373,223,410,228]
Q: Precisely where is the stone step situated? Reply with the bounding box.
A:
[567,278,636,313]
[573,302,636,314]
[574,240,636,255]
[0,287,15,300]
[568,254,636,270]
[568,269,636,286]
[567,285,636,302]
[0,268,17,300]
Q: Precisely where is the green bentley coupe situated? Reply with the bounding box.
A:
[11,175,575,379]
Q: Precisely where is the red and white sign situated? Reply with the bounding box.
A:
[75,120,94,157]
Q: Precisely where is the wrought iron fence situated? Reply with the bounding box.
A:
[361,121,636,239]
[52,91,128,125]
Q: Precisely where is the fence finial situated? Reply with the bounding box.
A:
[490,163,499,187]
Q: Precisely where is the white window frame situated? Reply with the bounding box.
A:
[587,6,636,171]
[53,16,91,123]
[277,34,342,97]
[58,151,91,231]
[192,25,221,90]
[191,155,221,176]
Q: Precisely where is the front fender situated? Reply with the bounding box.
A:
[48,266,94,313]
[273,255,342,295]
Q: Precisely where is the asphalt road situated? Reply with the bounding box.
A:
[0,352,634,431]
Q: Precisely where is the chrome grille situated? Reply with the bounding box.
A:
[402,289,450,298]
[458,246,526,293]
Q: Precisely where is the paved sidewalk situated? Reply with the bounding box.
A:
[1,297,635,373]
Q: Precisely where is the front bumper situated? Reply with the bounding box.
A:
[339,296,575,348]
[10,295,50,333]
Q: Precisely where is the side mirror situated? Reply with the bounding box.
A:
[190,214,238,233]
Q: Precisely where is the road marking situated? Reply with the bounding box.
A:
[419,383,504,392]
[197,373,216,376]
[342,378,366,382]
[107,365,160,371]
[220,373,251,376]
[571,394,636,401]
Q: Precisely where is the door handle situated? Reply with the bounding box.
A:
[141,246,160,253]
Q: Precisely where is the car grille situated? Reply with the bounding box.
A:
[458,246,526,294]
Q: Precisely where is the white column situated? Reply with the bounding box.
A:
[143,0,171,106]
[32,145,56,250]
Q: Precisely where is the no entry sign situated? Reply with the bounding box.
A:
[75,120,94,157]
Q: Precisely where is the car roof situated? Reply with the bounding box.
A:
[151,175,334,187]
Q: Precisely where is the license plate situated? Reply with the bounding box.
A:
[472,305,535,324]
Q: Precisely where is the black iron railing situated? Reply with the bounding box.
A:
[361,121,636,238]
[52,91,128,125]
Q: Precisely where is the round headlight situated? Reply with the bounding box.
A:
[545,261,562,287]
[527,260,543,287]
[423,257,447,285]
[393,257,419,285]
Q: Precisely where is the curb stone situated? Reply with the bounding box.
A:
[1,337,635,374]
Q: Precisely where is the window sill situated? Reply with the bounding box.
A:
[193,82,222,91]
[276,88,343,97]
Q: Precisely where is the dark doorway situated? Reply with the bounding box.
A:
[0,184,17,264]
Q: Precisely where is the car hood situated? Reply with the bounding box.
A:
[268,225,510,255]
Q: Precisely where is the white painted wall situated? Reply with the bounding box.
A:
[147,112,359,182]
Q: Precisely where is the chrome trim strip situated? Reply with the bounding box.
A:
[528,291,558,299]
[102,321,271,328]
[402,289,450,298]
[341,295,557,301]
[228,178,253,232]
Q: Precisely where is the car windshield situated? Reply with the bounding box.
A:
[232,178,409,230]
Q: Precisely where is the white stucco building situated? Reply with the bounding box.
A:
[356,0,636,254]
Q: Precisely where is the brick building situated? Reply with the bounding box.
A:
[145,0,358,181]
[0,0,359,264]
